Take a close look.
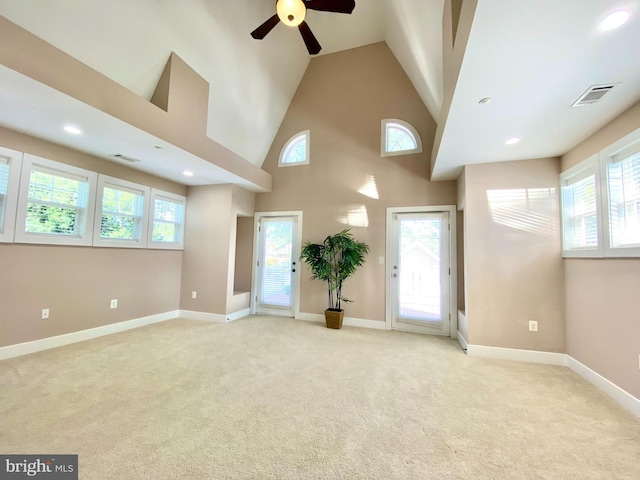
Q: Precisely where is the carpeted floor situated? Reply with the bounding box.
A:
[1,316,638,479]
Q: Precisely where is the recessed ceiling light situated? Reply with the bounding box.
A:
[599,10,630,31]
[183,170,194,177]
[479,97,492,105]
[505,137,521,145]
[63,124,82,135]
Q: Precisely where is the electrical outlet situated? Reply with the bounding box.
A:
[378,256,385,265]
[41,308,49,320]
[110,299,118,309]
[192,291,197,299]
[528,320,538,332]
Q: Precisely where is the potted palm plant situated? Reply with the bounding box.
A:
[300,229,370,329]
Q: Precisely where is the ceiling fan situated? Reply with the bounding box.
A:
[251,0,356,55]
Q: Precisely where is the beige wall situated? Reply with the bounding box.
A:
[180,185,233,314]
[0,129,185,348]
[234,217,254,294]
[180,184,255,316]
[256,42,457,322]
[561,100,640,399]
[464,158,565,351]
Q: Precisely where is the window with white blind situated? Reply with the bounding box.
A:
[15,154,97,246]
[279,131,310,167]
[560,128,640,258]
[560,156,602,257]
[147,189,186,249]
[605,146,640,251]
[94,175,149,248]
[0,147,22,243]
[381,119,423,157]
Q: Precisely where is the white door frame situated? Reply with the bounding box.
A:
[385,206,457,337]
[251,211,303,318]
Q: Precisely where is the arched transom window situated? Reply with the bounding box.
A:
[381,119,422,157]
[279,130,310,167]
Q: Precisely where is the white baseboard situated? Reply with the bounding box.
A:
[567,356,640,419]
[226,308,251,323]
[0,310,179,361]
[296,312,386,330]
[465,343,639,418]
[466,344,567,366]
[457,331,469,352]
[178,310,227,323]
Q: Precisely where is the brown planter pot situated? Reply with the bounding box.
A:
[324,309,344,329]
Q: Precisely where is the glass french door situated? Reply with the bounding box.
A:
[389,211,450,335]
[255,215,299,316]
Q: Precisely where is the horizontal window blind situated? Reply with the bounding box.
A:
[607,149,640,247]
[0,156,9,231]
[562,172,598,249]
[25,166,90,236]
[100,185,145,240]
[151,197,183,243]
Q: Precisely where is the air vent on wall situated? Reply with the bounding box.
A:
[572,84,617,107]
[112,154,141,163]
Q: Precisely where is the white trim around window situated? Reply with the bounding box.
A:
[600,132,640,257]
[93,175,150,248]
[279,130,310,167]
[0,146,23,243]
[560,155,603,257]
[14,154,97,246]
[147,189,186,250]
[381,119,423,157]
[560,127,640,258]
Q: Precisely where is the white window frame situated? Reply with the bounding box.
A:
[15,154,97,246]
[278,130,310,167]
[560,154,603,257]
[147,189,186,250]
[600,133,640,257]
[381,119,423,157]
[93,175,150,248]
[0,146,23,243]
[560,127,640,258]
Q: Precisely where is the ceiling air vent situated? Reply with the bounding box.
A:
[112,154,141,163]
[572,84,617,107]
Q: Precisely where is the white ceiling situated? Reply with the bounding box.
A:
[0,0,639,185]
[433,0,640,179]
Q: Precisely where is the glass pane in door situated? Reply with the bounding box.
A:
[260,221,293,307]
[398,217,442,322]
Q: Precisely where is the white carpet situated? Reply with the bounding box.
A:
[1,316,639,479]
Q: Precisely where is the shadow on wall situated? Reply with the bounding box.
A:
[486,187,558,237]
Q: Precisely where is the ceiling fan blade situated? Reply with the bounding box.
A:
[304,0,355,14]
[298,21,322,55]
[251,14,280,39]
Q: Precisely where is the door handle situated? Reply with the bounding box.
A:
[292,269,296,273]
[392,273,397,277]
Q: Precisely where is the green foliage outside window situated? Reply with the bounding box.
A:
[25,170,83,236]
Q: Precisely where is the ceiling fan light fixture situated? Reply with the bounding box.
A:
[276,0,306,27]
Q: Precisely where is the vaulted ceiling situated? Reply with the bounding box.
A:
[0,0,638,186]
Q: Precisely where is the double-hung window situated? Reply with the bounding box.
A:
[15,154,97,246]
[147,189,186,249]
[560,127,640,258]
[0,146,22,243]
[94,175,150,248]
[603,142,640,256]
[560,155,602,257]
